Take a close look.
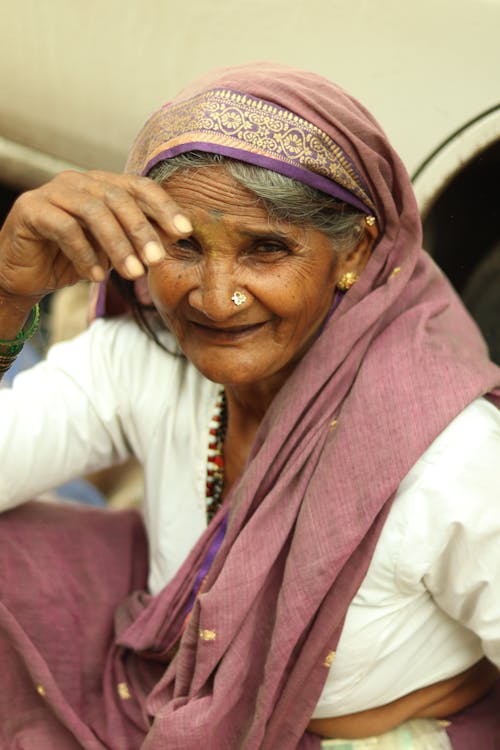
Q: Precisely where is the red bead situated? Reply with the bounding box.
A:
[205,390,227,520]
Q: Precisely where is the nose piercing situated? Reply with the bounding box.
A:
[231,291,247,306]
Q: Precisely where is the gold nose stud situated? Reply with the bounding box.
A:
[231,291,247,306]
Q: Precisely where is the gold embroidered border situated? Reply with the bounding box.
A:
[128,89,374,210]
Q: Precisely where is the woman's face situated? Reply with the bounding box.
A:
[148,167,369,391]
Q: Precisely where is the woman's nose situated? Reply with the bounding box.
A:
[187,266,246,321]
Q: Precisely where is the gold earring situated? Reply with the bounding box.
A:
[365,215,376,226]
[336,271,358,292]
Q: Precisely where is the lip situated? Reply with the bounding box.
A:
[189,320,268,342]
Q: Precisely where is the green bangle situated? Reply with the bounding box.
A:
[0,357,18,375]
[0,304,41,356]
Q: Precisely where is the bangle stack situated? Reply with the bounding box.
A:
[0,304,40,376]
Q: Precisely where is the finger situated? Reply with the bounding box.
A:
[48,187,147,280]
[105,173,194,238]
[40,171,192,278]
[48,173,168,276]
[21,200,106,283]
[92,181,169,267]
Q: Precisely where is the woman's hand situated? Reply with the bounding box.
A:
[0,170,192,332]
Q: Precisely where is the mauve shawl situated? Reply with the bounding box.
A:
[118,63,500,747]
[2,63,500,749]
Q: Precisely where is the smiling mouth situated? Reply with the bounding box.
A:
[190,320,267,341]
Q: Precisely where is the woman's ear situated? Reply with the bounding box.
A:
[336,218,379,283]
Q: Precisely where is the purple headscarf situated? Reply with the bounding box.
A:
[107,63,500,748]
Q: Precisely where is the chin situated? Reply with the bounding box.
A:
[189,358,261,387]
[196,367,256,386]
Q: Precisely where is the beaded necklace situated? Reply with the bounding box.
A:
[164,390,227,658]
[206,388,227,523]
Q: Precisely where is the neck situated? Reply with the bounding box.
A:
[221,381,283,496]
[225,377,283,427]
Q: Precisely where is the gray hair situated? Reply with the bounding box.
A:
[148,152,366,253]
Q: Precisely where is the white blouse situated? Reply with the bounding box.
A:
[1,316,499,718]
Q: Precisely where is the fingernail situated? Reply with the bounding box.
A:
[143,241,165,264]
[124,255,145,278]
[172,214,193,234]
[90,265,105,282]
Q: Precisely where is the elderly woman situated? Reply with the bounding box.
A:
[0,63,499,749]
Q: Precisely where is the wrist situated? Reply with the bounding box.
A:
[0,303,40,377]
[0,292,43,340]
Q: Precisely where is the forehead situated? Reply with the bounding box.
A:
[162,166,277,227]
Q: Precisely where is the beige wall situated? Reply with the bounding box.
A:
[1,0,499,189]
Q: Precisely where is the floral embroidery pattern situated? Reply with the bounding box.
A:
[127,89,374,211]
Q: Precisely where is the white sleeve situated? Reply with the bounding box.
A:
[397,399,500,668]
[0,317,161,510]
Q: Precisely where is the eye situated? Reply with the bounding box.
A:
[168,237,199,259]
[249,240,291,260]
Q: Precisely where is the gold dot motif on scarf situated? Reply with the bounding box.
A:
[200,628,217,641]
[329,419,338,432]
[117,682,131,700]
[389,266,402,279]
[36,684,46,697]
[323,651,336,668]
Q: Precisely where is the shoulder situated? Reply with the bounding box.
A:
[387,398,500,585]
[406,397,499,474]
[396,397,499,509]
[46,316,183,387]
[14,316,209,432]
[47,315,173,364]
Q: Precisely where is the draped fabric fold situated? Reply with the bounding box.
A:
[120,63,500,748]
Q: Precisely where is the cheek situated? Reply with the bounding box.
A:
[260,266,334,324]
[147,264,188,314]
[147,268,188,341]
